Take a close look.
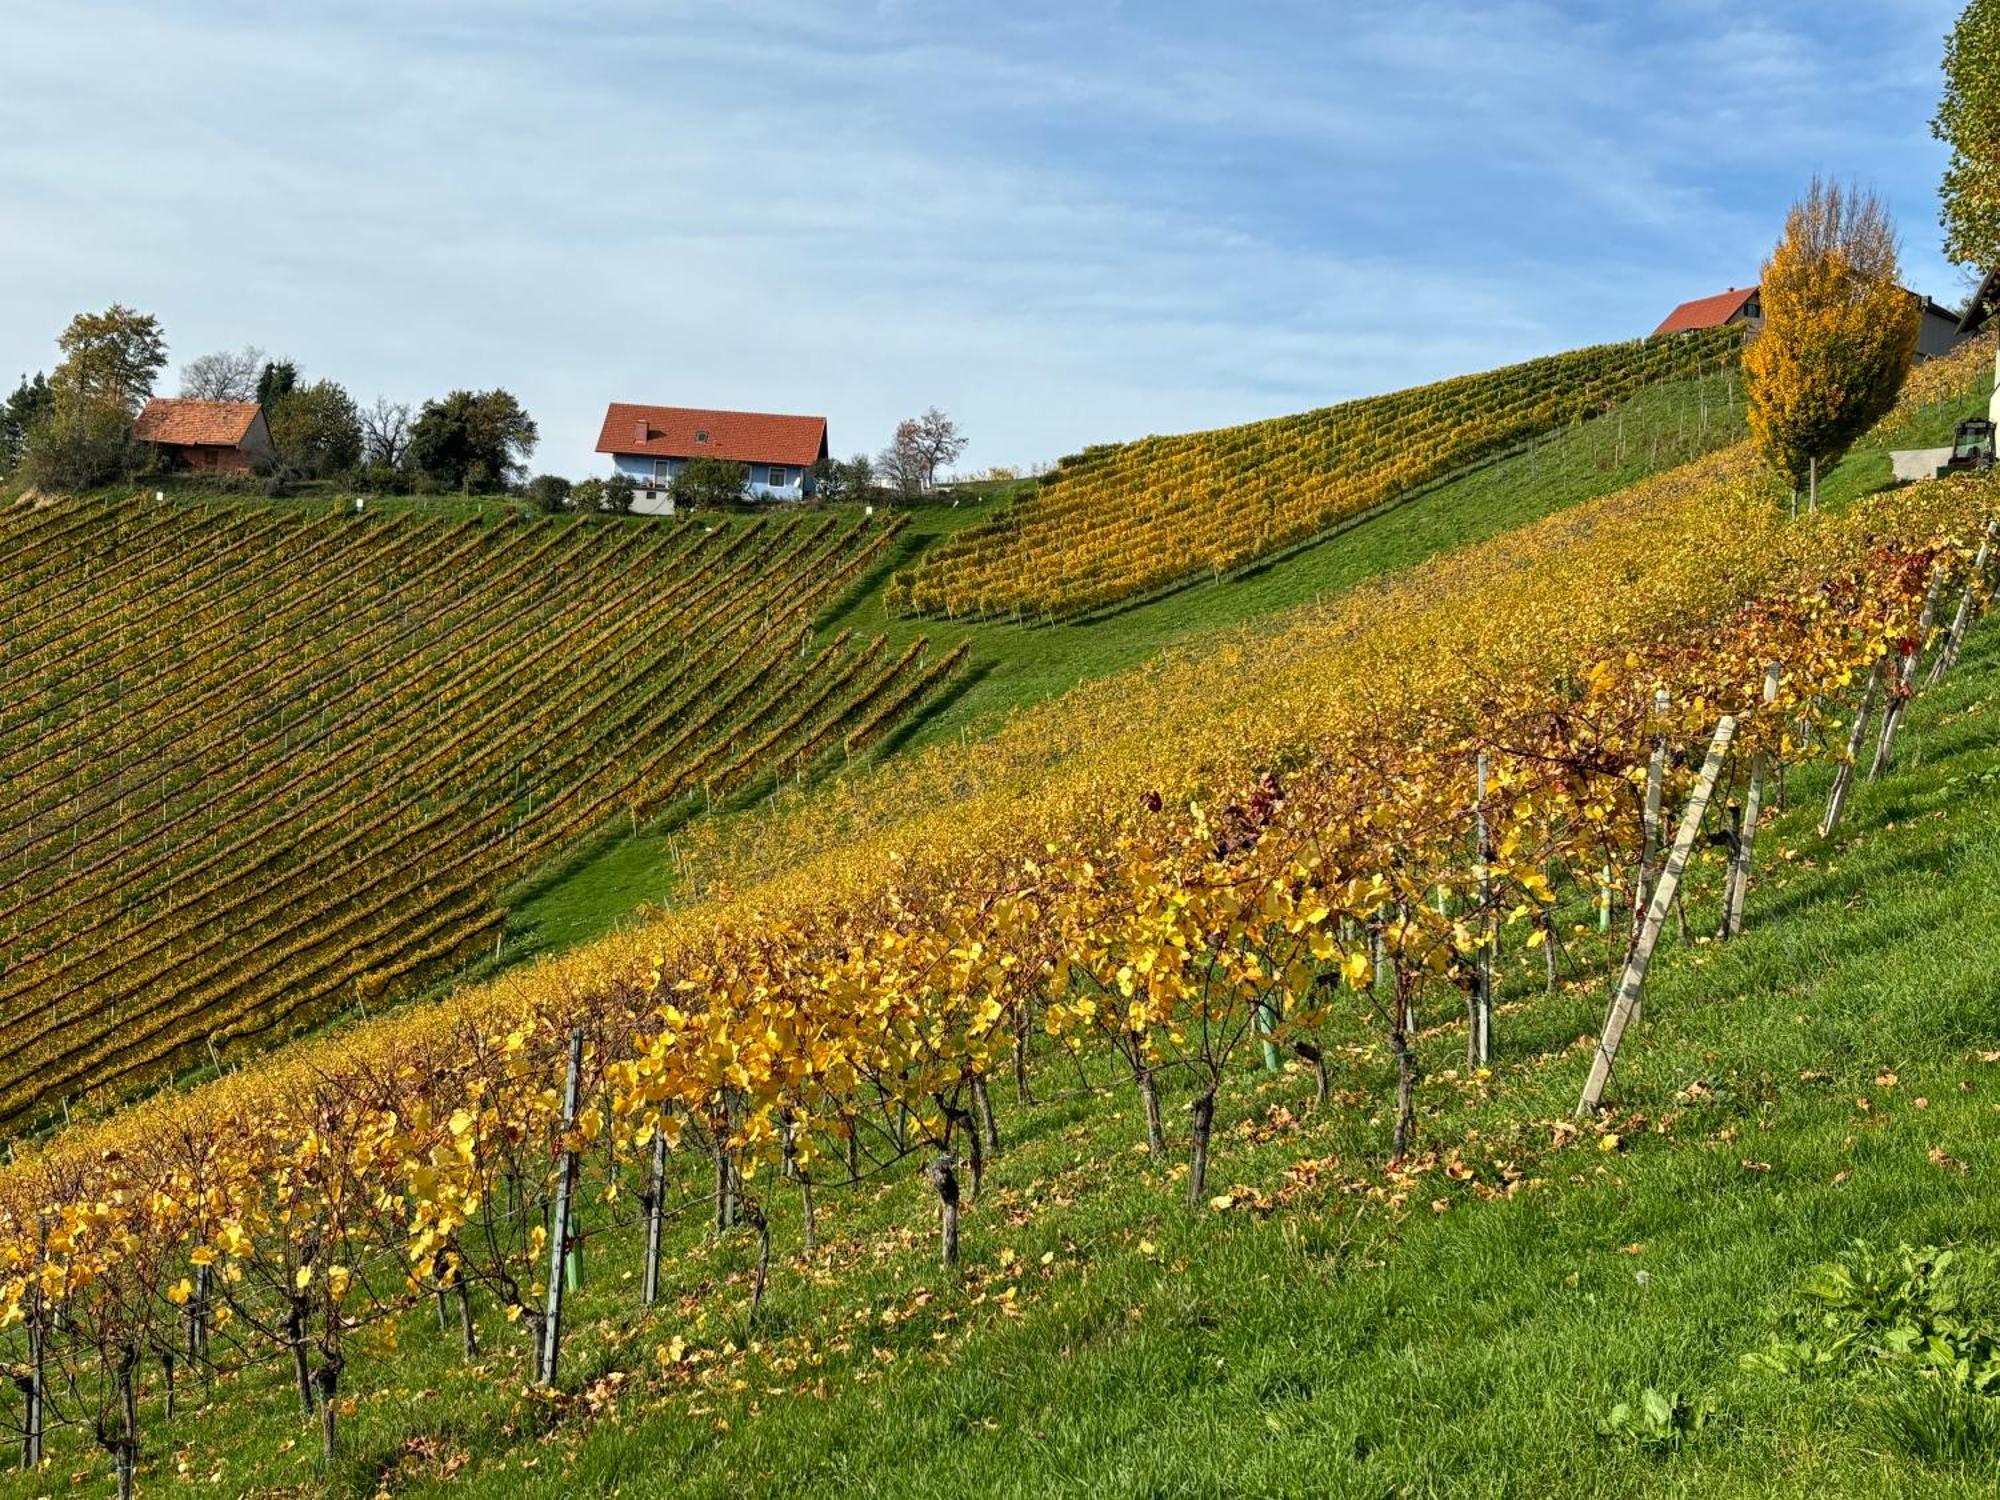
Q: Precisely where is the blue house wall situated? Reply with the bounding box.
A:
[610,452,814,501]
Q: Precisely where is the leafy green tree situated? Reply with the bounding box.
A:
[267,379,363,478]
[526,474,573,514]
[256,359,299,412]
[1743,179,1920,509]
[671,456,749,509]
[17,306,164,490]
[18,398,138,492]
[0,373,53,472]
[600,473,637,514]
[1935,0,2000,273]
[813,452,873,503]
[408,390,538,493]
[51,305,166,416]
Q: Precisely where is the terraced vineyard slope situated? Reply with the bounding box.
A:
[888,326,1743,621]
[0,497,958,1131]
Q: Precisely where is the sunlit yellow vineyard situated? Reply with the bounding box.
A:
[4,383,1994,1480]
[886,326,1744,620]
[0,497,960,1133]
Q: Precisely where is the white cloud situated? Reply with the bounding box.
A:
[0,0,1967,473]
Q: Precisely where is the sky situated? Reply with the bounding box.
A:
[0,0,1975,477]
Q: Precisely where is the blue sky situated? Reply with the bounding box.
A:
[0,0,1972,476]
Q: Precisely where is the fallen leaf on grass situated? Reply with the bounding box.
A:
[1928,1146,1969,1174]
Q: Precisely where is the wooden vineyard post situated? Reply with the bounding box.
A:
[1870,569,1943,782]
[1722,664,1781,941]
[1927,526,1993,688]
[1389,949,1420,1166]
[1821,662,1883,839]
[18,1243,43,1471]
[1625,691,1671,1027]
[1577,715,1736,1117]
[1632,690,1670,943]
[1471,750,1494,1067]
[926,1153,961,1267]
[536,1025,585,1390]
[641,1125,667,1308]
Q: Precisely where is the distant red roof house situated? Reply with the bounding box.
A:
[595,403,829,507]
[131,398,275,474]
[1655,283,1978,360]
[1652,286,1762,337]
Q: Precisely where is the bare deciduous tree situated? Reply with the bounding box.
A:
[361,396,412,470]
[878,408,967,495]
[178,346,264,403]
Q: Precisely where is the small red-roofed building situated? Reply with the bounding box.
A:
[1652,286,1763,338]
[131,398,275,474]
[1654,284,1974,360]
[595,403,828,512]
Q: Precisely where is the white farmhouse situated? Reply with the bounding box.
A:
[594,403,829,514]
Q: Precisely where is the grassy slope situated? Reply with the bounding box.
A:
[477,629,2000,1500]
[514,368,1753,953]
[21,414,2000,1500]
[25,503,2000,1500]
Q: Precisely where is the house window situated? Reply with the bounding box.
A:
[653,459,671,482]
[767,465,789,489]
[695,430,710,444]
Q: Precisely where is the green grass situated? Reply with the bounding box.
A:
[22,501,2000,1498]
[510,369,1753,956]
[1815,364,1996,510]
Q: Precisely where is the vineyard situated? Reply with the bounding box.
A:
[0,497,963,1135]
[886,325,1745,621]
[0,321,1996,1493]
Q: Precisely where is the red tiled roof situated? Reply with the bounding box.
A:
[1652,286,1759,337]
[132,398,262,448]
[595,403,827,467]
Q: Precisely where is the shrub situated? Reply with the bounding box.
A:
[602,473,636,514]
[19,398,138,492]
[526,474,573,514]
[672,457,749,510]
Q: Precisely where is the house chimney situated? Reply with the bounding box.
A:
[635,419,650,443]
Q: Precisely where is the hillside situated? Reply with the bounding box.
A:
[520,353,1771,951]
[411,627,2000,1499]
[886,326,1743,622]
[127,617,2000,1500]
[665,337,1994,901]
[1,320,1996,1496]
[0,498,959,1132]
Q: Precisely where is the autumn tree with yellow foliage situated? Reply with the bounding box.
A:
[1935,0,2000,275]
[1744,179,1921,510]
